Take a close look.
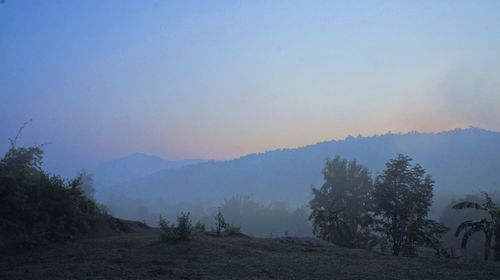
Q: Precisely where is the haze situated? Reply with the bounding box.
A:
[1,1,500,176]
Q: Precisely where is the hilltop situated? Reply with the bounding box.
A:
[92,153,204,189]
[97,127,500,220]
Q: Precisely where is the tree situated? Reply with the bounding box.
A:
[372,154,447,256]
[439,194,486,260]
[214,210,227,237]
[158,212,195,242]
[0,123,113,250]
[309,156,373,248]
[453,192,500,261]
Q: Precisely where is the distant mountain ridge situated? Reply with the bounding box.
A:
[98,127,500,213]
[92,153,205,190]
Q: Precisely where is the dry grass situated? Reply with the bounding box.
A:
[1,229,499,280]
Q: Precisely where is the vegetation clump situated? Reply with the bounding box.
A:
[214,210,228,237]
[218,196,309,237]
[211,210,241,236]
[194,221,206,233]
[224,225,242,236]
[309,156,373,248]
[453,192,500,261]
[372,154,448,256]
[309,154,448,256]
[159,212,195,242]
[0,131,116,252]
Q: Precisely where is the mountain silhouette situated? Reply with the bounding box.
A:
[98,127,500,213]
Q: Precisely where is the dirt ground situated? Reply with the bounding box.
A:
[1,229,499,280]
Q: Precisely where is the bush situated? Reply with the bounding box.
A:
[0,142,109,251]
[211,211,242,237]
[194,221,206,233]
[214,210,227,237]
[224,225,241,236]
[176,212,194,241]
[159,215,176,242]
[159,212,194,242]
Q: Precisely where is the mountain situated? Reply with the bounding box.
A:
[92,153,204,191]
[99,127,500,214]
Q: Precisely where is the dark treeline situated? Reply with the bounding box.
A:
[108,196,312,238]
[219,196,310,237]
[309,155,448,255]
[0,134,137,253]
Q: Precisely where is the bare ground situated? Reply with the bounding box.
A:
[1,229,499,280]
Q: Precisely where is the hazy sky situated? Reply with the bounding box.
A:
[1,1,500,175]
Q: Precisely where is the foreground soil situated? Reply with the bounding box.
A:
[1,229,499,280]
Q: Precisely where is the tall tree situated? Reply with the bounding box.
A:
[372,154,447,256]
[309,156,373,248]
[453,192,500,261]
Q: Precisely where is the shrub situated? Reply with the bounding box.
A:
[159,212,194,242]
[194,221,206,233]
[175,212,194,241]
[211,210,242,237]
[214,210,227,237]
[224,225,241,236]
[0,142,110,251]
[159,215,176,242]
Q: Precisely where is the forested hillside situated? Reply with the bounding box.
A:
[98,127,500,219]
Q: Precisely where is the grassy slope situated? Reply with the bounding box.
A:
[1,229,499,280]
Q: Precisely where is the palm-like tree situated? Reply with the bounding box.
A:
[453,193,500,261]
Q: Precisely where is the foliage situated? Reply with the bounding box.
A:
[176,212,194,241]
[372,154,448,256]
[219,196,310,237]
[453,192,500,261]
[0,140,107,251]
[224,225,241,236]
[439,194,488,260]
[159,212,194,243]
[214,210,228,237]
[194,221,206,233]
[159,215,175,242]
[309,156,373,248]
[210,210,243,237]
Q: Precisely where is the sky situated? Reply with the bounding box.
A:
[1,0,500,176]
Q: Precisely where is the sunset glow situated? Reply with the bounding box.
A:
[1,1,499,175]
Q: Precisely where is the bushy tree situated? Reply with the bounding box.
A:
[0,122,129,251]
[0,140,106,250]
[214,210,228,237]
[372,154,447,256]
[159,215,175,242]
[176,212,194,240]
[453,192,500,261]
[159,212,195,242]
[309,156,373,248]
